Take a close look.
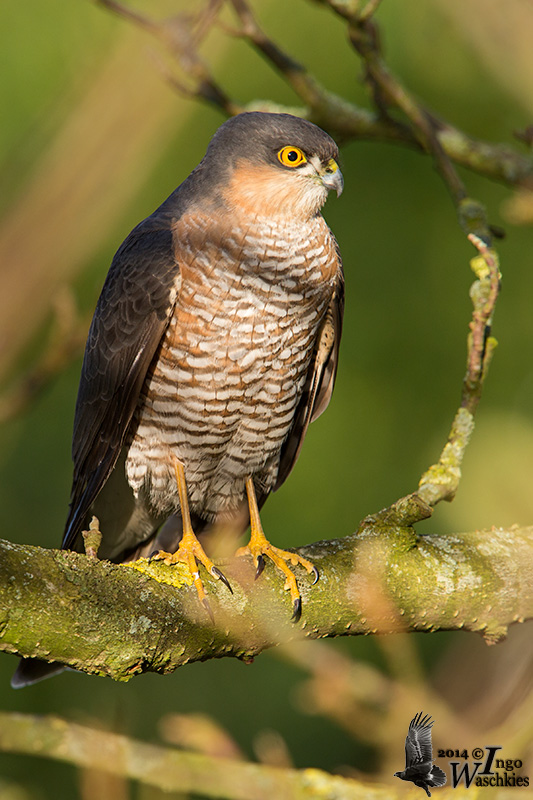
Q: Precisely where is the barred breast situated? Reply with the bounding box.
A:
[125,209,340,521]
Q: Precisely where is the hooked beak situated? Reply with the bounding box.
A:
[321,158,344,197]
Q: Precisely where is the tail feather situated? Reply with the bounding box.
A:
[11,657,65,689]
[429,766,447,787]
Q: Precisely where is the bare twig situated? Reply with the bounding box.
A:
[228,0,327,113]
[288,2,503,511]
[225,0,415,140]
[95,0,239,114]
[342,8,499,246]
[462,234,501,413]
[359,0,384,22]
[91,0,533,191]
[416,237,500,507]
[311,0,532,190]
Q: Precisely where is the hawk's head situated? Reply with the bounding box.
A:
[194,111,343,220]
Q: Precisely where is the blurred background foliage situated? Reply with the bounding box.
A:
[0,0,532,797]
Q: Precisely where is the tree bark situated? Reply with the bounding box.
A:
[1,514,532,681]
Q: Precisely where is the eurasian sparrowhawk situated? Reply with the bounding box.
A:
[13,111,344,686]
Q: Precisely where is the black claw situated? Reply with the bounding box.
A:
[255,554,265,580]
[311,566,320,585]
[291,597,302,622]
[149,549,161,560]
[202,597,215,624]
[210,565,233,594]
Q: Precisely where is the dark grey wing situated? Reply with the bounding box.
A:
[405,712,435,769]
[63,216,180,550]
[274,263,344,492]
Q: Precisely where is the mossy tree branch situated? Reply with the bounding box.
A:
[1,519,532,680]
[0,711,479,800]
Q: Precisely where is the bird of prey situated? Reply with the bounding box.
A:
[394,712,447,796]
[13,111,344,686]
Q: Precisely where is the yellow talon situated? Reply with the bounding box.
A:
[153,462,232,619]
[237,477,319,621]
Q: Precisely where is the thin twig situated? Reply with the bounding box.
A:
[311,0,532,189]
[415,236,500,506]
[94,0,533,189]
[345,13,477,218]
[462,233,501,413]
[94,0,238,114]
[229,0,324,109]
[359,0,384,22]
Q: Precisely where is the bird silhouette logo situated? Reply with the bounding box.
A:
[394,712,447,796]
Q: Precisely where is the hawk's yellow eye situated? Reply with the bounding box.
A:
[277,146,307,167]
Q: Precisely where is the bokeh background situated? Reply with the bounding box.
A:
[1,0,532,797]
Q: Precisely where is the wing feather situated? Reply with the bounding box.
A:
[274,263,344,491]
[404,712,435,768]
[63,215,180,550]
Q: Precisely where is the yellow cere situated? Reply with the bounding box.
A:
[277,146,307,167]
[326,158,338,173]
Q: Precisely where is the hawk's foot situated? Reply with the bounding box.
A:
[239,477,319,621]
[236,540,318,621]
[153,462,232,620]
[153,531,232,621]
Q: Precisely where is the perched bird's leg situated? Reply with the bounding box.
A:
[236,477,319,621]
[153,462,232,619]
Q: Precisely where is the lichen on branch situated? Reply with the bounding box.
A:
[1,520,532,681]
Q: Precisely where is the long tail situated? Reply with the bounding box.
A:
[429,766,447,788]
